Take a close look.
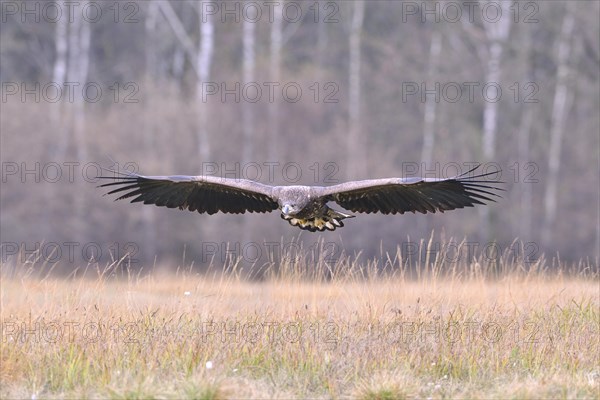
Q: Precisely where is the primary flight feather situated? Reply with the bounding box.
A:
[97,165,502,232]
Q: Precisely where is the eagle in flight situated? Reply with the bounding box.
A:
[98,165,502,232]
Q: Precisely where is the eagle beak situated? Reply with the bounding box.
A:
[282,204,293,215]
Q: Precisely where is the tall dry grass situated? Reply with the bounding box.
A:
[1,240,598,399]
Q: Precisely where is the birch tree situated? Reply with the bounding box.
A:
[60,9,91,240]
[158,2,214,161]
[141,1,160,261]
[315,7,329,84]
[347,1,365,179]
[421,30,442,166]
[196,4,215,161]
[418,29,442,237]
[242,9,256,164]
[543,5,575,247]
[476,0,511,239]
[51,15,68,158]
[480,0,512,161]
[158,2,199,75]
[66,11,91,163]
[241,4,257,242]
[40,16,71,239]
[267,1,283,161]
[517,27,535,242]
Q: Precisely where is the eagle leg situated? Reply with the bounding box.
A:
[280,208,354,232]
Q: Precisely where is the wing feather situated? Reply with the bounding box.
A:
[97,173,279,214]
[320,166,503,215]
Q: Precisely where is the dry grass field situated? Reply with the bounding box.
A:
[1,242,598,399]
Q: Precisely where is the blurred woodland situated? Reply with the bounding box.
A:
[1,1,598,270]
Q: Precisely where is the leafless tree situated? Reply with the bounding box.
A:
[347,1,366,179]
[543,4,575,247]
[474,0,512,239]
[66,10,91,163]
[268,1,283,161]
[480,0,512,161]
[421,30,442,166]
[242,10,256,164]
[196,3,215,162]
[517,26,535,242]
[141,1,161,260]
[51,15,67,158]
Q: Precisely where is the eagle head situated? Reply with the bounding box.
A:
[278,186,311,216]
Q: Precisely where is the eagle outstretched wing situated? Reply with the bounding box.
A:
[319,166,503,215]
[97,172,278,214]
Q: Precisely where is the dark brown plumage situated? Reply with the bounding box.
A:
[97,165,503,232]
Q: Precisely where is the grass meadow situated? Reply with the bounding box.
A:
[1,240,599,399]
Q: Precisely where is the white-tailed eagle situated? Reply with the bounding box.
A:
[97,165,502,232]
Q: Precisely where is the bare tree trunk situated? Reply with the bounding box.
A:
[65,10,91,162]
[194,3,216,244]
[73,20,90,163]
[543,6,575,247]
[145,1,159,103]
[481,40,502,161]
[517,28,535,242]
[315,9,328,84]
[518,104,534,241]
[421,30,442,166]
[157,2,200,76]
[64,11,91,241]
[267,1,282,161]
[242,15,256,163]
[51,15,68,158]
[157,1,217,254]
[170,3,193,91]
[478,0,511,239]
[41,15,70,240]
[241,9,257,245]
[141,1,160,264]
[196,6,214,162]
[347,1,365,179]
[172,46,185,84]
[419,30,442,237]
[158,1,214,162]
[480,0,511,161]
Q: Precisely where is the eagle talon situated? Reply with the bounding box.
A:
[280,209,353,232]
